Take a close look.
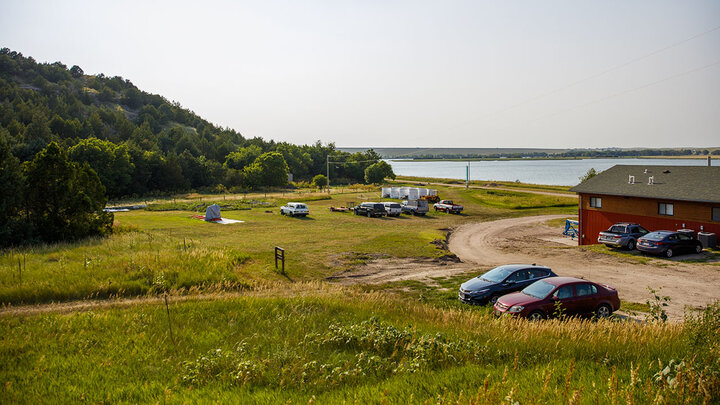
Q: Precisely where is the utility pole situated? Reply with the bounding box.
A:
[466,162,470,189]
[326,155,330,194]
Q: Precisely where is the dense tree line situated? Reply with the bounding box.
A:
[0,48,388,200]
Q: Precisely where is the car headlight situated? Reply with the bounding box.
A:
[508,305,524,313]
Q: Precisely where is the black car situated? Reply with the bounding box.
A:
[637,230,703,258]
[353,202,387,217]
[458,264,557,305]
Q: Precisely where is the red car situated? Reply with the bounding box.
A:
[493,277,620,320]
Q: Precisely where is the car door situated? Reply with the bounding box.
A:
[502,270,530,294]
[550,285,580,316]
[676,233,693,253]
[574,283,599,315]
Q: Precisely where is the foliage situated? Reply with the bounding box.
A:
[68,138,134,197]
[579,168,598,183]
[364,160,396,184]
[645,286,671,323]
[23,142,113,243]
[312,174,327,190]
[242,152,289,188]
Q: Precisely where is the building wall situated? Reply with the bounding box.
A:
[578,194,720,245]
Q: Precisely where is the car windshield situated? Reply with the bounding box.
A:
[388,203,401,208]
[643,231,669,241]
[610,225,626,233]
[373,204,385,210]
[479,266,513,283]
[522,280,556,299]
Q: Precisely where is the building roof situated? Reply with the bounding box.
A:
[570,165,720,203]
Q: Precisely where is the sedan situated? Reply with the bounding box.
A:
[637,231,703,258]
[493,277,620,320]
[458,264,556,305]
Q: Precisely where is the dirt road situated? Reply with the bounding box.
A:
[449,215,720,319]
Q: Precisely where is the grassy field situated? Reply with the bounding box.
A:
[4,181,720,403]
[0,184,576,306]
[2,287,718,404]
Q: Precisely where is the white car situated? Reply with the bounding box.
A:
[382,202,402,217]
[280,202,309,217]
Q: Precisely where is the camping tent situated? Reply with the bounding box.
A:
[205,204,221,221]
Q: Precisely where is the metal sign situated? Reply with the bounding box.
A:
[275,246,285,274]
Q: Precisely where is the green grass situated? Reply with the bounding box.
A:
[2,290,718,404]
[0,184,579,306]
[459,188,577,210]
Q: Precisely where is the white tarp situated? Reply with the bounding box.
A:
[205,204,222,221]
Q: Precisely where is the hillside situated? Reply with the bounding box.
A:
[0,48,382,198]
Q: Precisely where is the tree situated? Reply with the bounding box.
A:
[69,138,135,198]
[579,168,598,183]
[0,132,26,246]
[70,65,84,78]
[312,174,327,190]
[24,142,112,243]
[224,145,262,170]
[364,161,395,184]
[242,152,288,188]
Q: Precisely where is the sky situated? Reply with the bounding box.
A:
[2,1,719,149]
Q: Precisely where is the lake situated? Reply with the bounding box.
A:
[386,158,711,186]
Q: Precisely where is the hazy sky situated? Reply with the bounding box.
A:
[2,1,719,148]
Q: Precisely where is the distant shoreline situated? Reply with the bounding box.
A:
[388,155,715,162]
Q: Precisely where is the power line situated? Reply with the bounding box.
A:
[441,23,720,133]
[526,59,720,124]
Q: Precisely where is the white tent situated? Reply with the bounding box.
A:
[205,204,222,221]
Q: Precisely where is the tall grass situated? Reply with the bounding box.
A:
[1,287,717,403]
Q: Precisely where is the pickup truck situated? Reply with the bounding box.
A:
[401,199,429,216]
[598,223,649,250]
[434,200,463,214]
[353,202,387,217]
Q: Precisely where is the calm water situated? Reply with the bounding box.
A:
[386,158,710,186]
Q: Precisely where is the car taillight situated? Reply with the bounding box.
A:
[655,242,663,246]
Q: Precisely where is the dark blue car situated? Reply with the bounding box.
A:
[637,231,703,258]
[458,264,557,305]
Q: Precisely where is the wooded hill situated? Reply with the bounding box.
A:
[0,48,383,198]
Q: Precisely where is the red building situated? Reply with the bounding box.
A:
[570,165,720,245]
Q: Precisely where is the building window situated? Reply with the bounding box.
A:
[658,203,674,216]
[589,197,602,208]
[713,207,720,221]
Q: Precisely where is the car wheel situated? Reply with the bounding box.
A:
[528,311,544,321]
[595,304,612,318]
[626,240,635,250]
[695,244,703,254]
[665,248,673,258]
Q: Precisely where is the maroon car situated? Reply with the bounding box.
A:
[493,277,620,320]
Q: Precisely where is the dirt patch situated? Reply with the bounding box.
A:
[449,215,720,320]
[326,257,472,286]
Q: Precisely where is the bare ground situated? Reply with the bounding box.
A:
[332,214,720,320]
[449,215,720,319]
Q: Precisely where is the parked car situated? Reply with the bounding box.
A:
[434,200,463,214]
[598,223,649,250]
[637,230,703,258]
[353,202,387,217]
[382,202,402,217]
[401,199,429,216]
[493,277,620,320]
[280,202,309,217]
[458,264,556,305]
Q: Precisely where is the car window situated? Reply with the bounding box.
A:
[610,225,625,233]
[668,234,678,241]
[530,269,548,278]
[678,234,691,241]
[576,284,597,297]
[637,226,648,234]
[553,285,574,299]
[507,271,528,282]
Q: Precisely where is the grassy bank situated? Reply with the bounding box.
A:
[2,288,718,404]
